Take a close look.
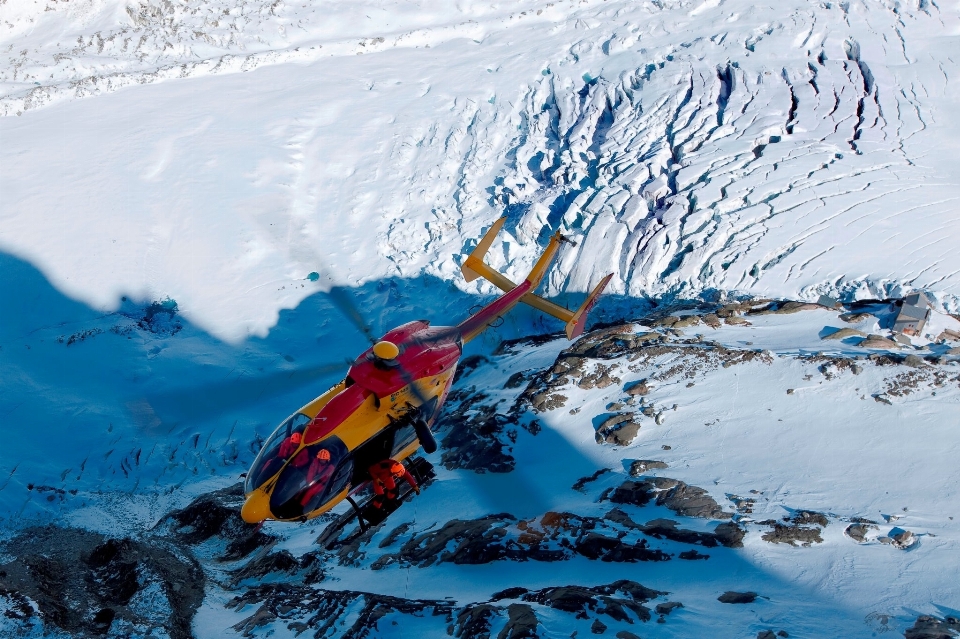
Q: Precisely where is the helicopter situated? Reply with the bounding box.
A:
[240,217,612,528]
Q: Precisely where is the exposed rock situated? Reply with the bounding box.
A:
[725,316,751,325]
[624,380,651,396]
[228,550,317,588]
[629,459,668,476]
[438,388,517,473]
[595,412,640,445]
[0,526,204,639]
[904,354,926,368]
[789,510,828,527]
[839,312,873,323]
[821,327,867,341]
[617,632,643,639]
[226,583,455,639]
[678,549,710,560]
[703,313,722,328]
[859,334,900,349]
[655,601,683,615]
[605,509,745,549]
[373,511,671,569]
[504,371,527,388]
[452,603,499,638]
[844,522,876,543]
[713,522,747,548]
[500,603,539,639]
[606,478,731,519]
[748,301,819,315]
[598,420,641,446]
[659,481,731,519]
[904,615,960,639]
[891,528,918,550]
[522,580,665,623]
[572,468,612,492]
[759,521,823,547]
[718,591,758,604]
[591,619,608,633]
[673,315,701,328]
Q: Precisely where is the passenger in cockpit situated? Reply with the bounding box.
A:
[299,449,335,507]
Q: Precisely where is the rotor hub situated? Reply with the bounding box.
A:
[373,340,400,360]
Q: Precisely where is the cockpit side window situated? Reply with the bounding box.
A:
[269,437,349,520]
[244,413,312,493]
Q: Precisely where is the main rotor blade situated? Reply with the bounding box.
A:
[127,361,349,432]
[326,285,378,346]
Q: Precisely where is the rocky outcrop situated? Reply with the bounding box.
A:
[437,388,519,473]
[371,511,671,569]
[605,477,733,520]
[226,584,455,639]
[0,527,204,639]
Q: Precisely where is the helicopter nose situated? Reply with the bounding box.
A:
[241,490,272,524]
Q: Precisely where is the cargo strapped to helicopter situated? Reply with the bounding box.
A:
[460,217,613,339]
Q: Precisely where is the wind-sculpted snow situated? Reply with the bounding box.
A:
[3,1,960,339]
[441,2,960,311]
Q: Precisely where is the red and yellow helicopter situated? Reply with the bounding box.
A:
[240,217,612,526]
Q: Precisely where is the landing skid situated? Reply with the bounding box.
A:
[318,457,436,550]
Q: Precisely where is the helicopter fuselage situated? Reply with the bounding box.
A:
[240,320,461,523]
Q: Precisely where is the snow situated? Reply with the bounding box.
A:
[3,0,960,637]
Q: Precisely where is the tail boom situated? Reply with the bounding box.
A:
[457,218,613,342]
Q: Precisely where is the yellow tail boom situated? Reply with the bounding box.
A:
[460,217,613,340]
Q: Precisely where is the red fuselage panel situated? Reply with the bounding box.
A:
[347,322,462,398]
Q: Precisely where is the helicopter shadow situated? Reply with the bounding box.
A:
[0,248,644,523]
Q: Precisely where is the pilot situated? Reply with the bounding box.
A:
[369,458,420,508]
[299,449,336,507]
[278,431,302,458]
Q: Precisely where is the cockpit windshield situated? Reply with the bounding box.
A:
[269,437,351,520]
[244,412,312,493]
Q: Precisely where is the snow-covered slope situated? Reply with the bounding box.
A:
[2,0,960,342]
[3,1,960,638]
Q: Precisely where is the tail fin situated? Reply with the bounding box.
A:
[459,218,612,340]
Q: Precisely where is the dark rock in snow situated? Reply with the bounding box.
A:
[678,549,710,560]
[491,587,531,601]
[227,583,455,639]
[718,591,758,604]
[655,601,683,615]
[572,468,612,492]
[607,477,732,519]
[157,482,274,561]
[501,603,540,638]
[629,459,668,475]
[0,526,204,639]
[452,603,499,638]
[759,521,823,547]
[844,522,876,543]
[437,388,517,473]
[522,580,665,623]
[657,480,732,519]
[605,508,744,548]
[596,413,641,445]
[592,618,608,633]
[904,615,960,639]
[789,510,828,527]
